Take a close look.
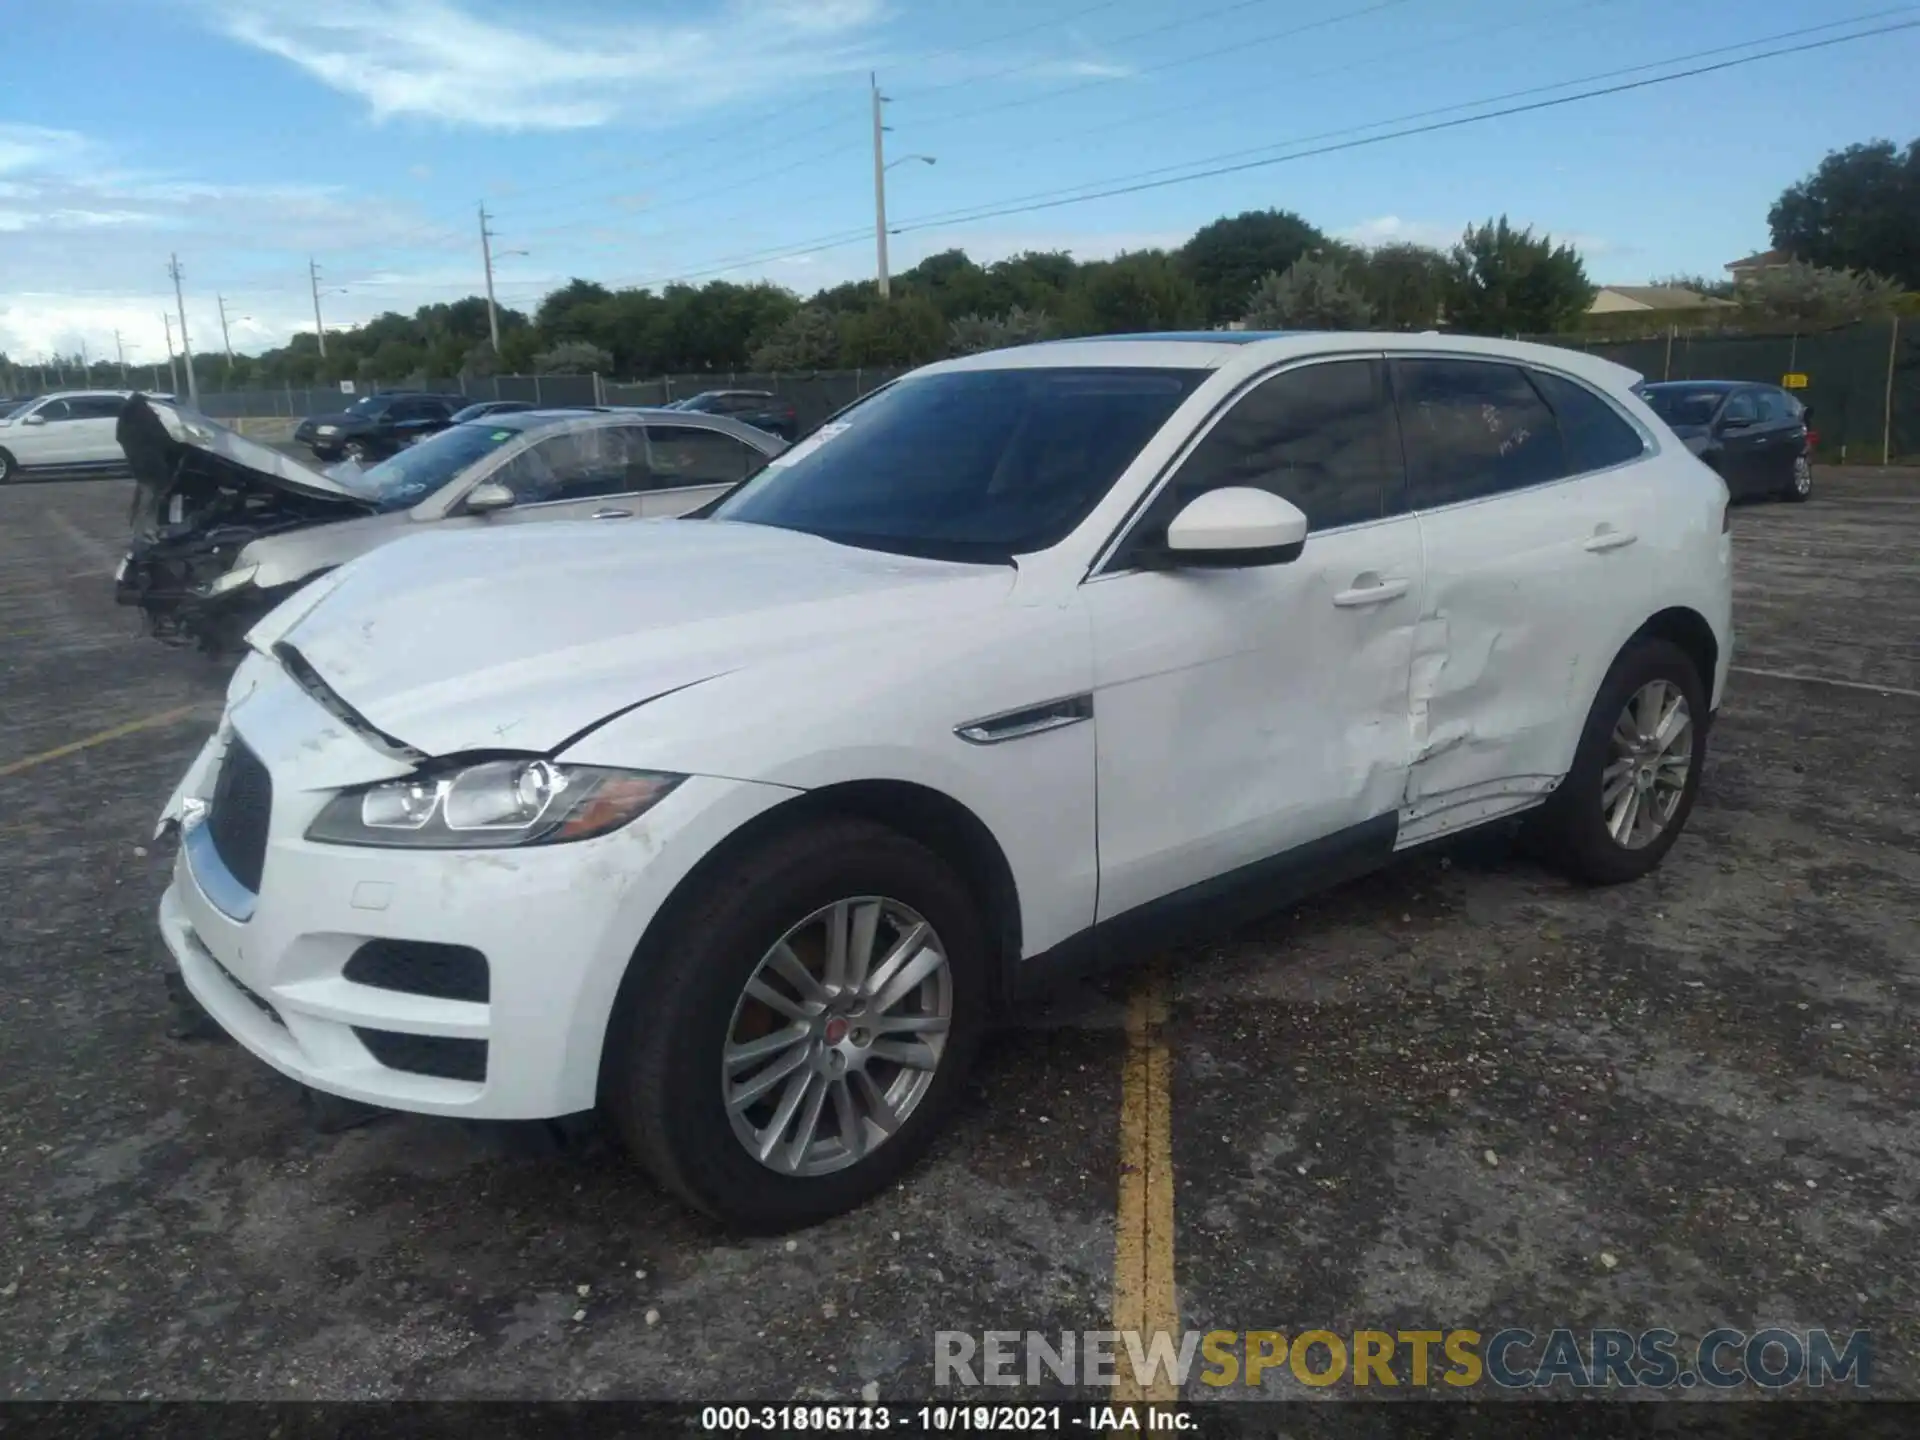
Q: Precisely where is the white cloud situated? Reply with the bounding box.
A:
[0,124,88,176]
[1026,58,1136,80]
[1337,215,1462,249]
[205,0,886,130]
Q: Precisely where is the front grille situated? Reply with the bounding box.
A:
[354,1029,488,1083]
[344,941,490,1003]
[205,740,272,894]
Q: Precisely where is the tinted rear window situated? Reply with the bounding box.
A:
[711,367,1204,561]
[1531,371,1645,473]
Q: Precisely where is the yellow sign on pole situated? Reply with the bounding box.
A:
[1782,372,1809,389]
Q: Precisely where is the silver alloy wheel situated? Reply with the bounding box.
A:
[1793,456,1812,495]
[722,897,952,1177]
[1603,678,1693,850]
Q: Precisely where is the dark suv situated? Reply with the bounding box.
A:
[669,390,798,440]
[295,391,465,463]
[1636,381,1813,503]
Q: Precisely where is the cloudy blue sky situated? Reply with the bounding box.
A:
[2,0,1915,364]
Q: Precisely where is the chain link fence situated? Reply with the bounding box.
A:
[186,369,912,437]
[1531,318,1914,463]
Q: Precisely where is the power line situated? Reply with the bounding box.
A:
[891,17,1920,237]
[598,15,1916,291]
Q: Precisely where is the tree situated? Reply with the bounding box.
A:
[1769,138,1920,290]
[533,340,614,374]
[1179,209,1326,323]
[947,306,1059,355]
[1735,260,1904,327]
[536,279,615,334]
[837,295,947,366]
[750,307,843,370]
[1070,251,1205,333]
[1356,243,1451,329]
[1444,216,1594,335]
[1244,257,1374,330]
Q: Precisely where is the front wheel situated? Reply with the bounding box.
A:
[342,439,370,464]
[603,818,989,1232]
[1528,638,1709,885]
[1783,453,1812,503]
[0,447,13,483]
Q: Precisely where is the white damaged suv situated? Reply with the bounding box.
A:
[157,332,1732,1231]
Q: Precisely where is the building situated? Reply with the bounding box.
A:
[1587,286,1729,315]
[1725,248,1792,285]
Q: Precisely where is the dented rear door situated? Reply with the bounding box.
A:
[1393,357,1626,845]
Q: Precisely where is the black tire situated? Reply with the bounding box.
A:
[603,817,989,1232]
[1782,453,1812,503]
[0,447,13,483]
[343,439,370,464]
[1527,637,1709,886]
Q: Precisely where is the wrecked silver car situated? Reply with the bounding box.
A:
[114,397,788,653]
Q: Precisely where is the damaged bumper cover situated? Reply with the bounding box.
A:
[155,651,798,1118]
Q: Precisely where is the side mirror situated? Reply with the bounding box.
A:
[21,413,46,426]
[1155,487,1308,568]
[464,481,516,514]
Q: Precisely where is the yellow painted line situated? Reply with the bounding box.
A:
[1113,959,1178,1412]
[0,704,203,779]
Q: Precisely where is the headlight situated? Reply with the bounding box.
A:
[317,424,338,435]
[306,761,682,848]
[200,564,258,597]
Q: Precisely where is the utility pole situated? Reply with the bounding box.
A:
[162,312,180,395]
[114,329,129,386]
[479,203,502,353]
[309,257,329,358]
[871,73,890,299]
[167,253,200,408]
[217,294,237,367]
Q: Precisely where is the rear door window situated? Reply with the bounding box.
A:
[1393,359,1567,508]
[642,424,769,488]
[1528,371,1645,474]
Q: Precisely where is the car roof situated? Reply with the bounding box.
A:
[925,330,1647,390]
[1638,380,1746,392]
[34,389,137,400]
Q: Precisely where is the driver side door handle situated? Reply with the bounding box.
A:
[1332,576,1411,608]
[591,508,633,520]
[1583,526,1638,553]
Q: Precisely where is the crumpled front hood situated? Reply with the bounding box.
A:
[262,519,1016,758]
[120,396,371,541]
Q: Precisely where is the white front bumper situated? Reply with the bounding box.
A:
[158,665,799,1119]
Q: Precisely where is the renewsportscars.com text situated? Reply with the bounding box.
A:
[934,1327,1871,1391]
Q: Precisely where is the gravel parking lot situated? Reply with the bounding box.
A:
[1,469,1914,1402]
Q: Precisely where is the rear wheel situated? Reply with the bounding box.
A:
[604,818,989,1232]
[1782,453,1812,503]
[1528,638,1708,885]
[0,448,13,483]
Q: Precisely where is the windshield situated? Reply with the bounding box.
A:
[345,395,390,417]
[1639,387,1726,428]
[708,367,1204,560]
[349,421,526,510]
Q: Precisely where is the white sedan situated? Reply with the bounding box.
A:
[156,331,1732,1231]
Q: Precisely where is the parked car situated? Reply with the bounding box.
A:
[116,400,785,652]
[293,391,466,464]
[448,400,541,424]
[0,390,173,483]
[1635,380,1813,502]
[154,332,1730,1232]
[669,389,799,439]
